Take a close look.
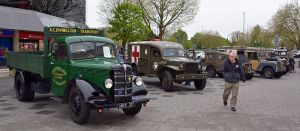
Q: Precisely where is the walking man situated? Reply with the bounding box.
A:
[223,51,246,112]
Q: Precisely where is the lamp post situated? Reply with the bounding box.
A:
[243,12,245,34]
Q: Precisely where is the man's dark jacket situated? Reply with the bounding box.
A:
[223,58,246,83]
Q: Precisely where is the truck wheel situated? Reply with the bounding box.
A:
[245,73,254,80]
[194,79,206,90]
[206,66,216,77]
[161,71,173,92]
[263,67,274,79]
[122,103,142,116]
[217,73,224,78]
[274,73,282,78]
[68,87,90,124]
[14,74,34,102]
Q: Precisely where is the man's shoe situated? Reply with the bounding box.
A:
[223,101,227,106]
[231,107,236,112]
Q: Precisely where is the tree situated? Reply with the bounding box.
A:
[230,31,248,46]
[108,2,150,53]
[249,25,274,48]
[166,29,192,49]
[191,31,230,49]
[31,0,85,23]
[99,0,199,40]
[270,0,300,49]
[136,0,199,39]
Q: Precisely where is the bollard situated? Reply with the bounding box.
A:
[299,61,300,68]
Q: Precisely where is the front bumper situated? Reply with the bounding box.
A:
[175,72,208,80]
[89,95,149,109]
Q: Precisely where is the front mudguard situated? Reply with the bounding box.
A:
[75,79,107,101]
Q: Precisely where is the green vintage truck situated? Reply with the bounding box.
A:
[6,27,149,124]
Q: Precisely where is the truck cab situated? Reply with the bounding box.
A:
[7,27,149,124]
[128,41,207,92]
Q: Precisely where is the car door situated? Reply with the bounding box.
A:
[138,45,151,74]
[150,47,162,75]
[50,43,69,96]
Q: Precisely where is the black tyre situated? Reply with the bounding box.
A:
[14,74,34,102]
[274,73,282,78]
[217,73,224,78]
[206,66,216,77]
[161,71,173,92]
[68,87,90,124]
[245,73,254,80]
[263,67,274,79]
[122,103,142,116]
[194,79,206,90]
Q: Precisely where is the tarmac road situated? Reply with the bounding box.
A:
[0,60,300,131]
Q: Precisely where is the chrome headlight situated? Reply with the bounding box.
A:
[202,65,206,71]
[179,63,184,69]
[104,79,113,89]
[134,77,143,86]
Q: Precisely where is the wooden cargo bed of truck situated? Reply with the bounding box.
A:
[6,51,49,78]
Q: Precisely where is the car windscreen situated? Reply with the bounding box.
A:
[163,48,185,57]
[70,42,96,60]
[70,42,116,60]
[95,43,116,59]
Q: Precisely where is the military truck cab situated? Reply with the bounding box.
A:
[7,27,149,124]
[128,41,207,92]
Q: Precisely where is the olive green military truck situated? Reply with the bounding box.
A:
[6,27,149,124]
[218,46,286,79]
[127,41,207,92]
[204,51,254,80]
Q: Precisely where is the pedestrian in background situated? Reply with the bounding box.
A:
[222,51,246,112]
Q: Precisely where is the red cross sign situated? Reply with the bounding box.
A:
[131,45,140,63]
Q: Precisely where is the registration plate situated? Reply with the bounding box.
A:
[118,102,136,108]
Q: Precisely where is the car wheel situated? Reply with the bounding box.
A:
[206,66,216,77]
[263,67,274,79]
[217,73,224,78]
[245,73,254,80]
[122,103,142,116]
[161,70,173,92]
[68,87,90,124]
[274,73,282,78]
[14,74,34,102]
[194,79,206,90]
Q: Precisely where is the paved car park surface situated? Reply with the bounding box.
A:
[0,61,300,131]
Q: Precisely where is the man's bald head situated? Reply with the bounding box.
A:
[228,51,237,62]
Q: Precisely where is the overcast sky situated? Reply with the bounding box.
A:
[86,0,289,39]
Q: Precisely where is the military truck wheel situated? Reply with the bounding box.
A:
[194,79,206,90]
[245,73,254,80]
[206,66,216,77]
[263,67,274,79]
[217,73,224,78]
[274,73,282,78]
[161,71,173,92]
[14,74,35,102]
[122,103,142,116]
[68,87,90,124]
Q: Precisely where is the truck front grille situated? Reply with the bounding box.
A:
[185,63,198,74]
[111,66,132,103]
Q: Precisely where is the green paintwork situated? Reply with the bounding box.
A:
[7,27,119,97]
